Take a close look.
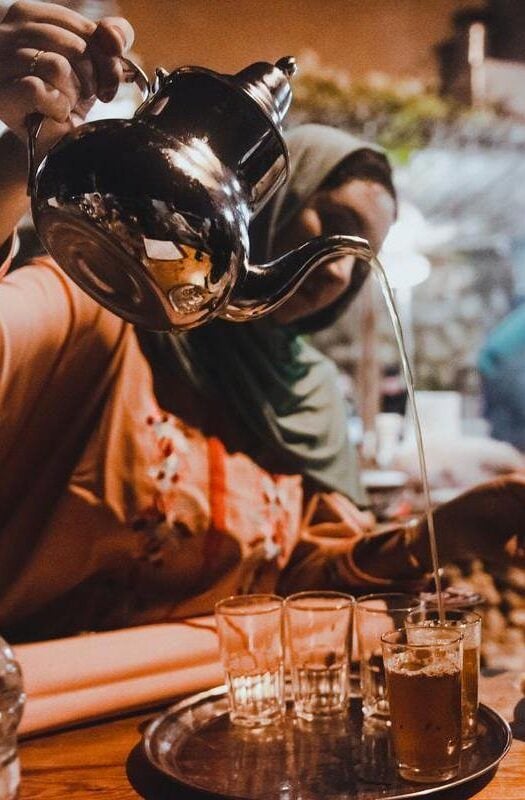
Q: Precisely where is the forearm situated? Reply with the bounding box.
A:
[280,474,525,595]
[409,477,525,567]
[0,131,30,248]
[380,473,525,571]
[278,522,428,596]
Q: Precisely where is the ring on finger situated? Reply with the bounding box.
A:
[28,50,45,76]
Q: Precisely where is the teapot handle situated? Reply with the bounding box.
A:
[121,56,151,100]
[25,56,151,197]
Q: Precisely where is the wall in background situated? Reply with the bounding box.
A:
[120,0,475,81]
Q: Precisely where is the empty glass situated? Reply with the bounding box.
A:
[215,594,285,728]
[356,592,423,720]
[285,591,354,721]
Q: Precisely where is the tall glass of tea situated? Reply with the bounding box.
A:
[381,627,463,783]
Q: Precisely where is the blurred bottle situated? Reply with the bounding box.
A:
[0,637,25,800]
[380,365,407,416]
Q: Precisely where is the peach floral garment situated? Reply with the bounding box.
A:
[0,249,302,640]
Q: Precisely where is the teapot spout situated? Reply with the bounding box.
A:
[221,234,374,321]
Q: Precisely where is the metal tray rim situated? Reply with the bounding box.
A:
[142,684,513,800]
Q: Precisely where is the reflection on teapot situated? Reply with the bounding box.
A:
[28,56,373,331]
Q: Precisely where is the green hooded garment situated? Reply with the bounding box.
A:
[139,124,387,504]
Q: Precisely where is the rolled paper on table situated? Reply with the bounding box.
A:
[14,617,223,735]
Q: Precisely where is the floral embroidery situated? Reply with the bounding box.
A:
[259,474,289,561]
[131,413,202,564]
[131,412,300,580]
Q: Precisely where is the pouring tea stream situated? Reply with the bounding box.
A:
[26,54,444,618]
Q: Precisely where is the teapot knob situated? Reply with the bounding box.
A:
[153,67,170,94]
[275,56,297,77]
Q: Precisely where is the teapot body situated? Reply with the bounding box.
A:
[31,65,290,330]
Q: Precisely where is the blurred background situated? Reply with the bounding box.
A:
[120,0,521,82]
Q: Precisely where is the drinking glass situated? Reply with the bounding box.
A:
[285,591,354,721]
[355,593,423,720]
[215,594,285,727]
[406,607,481,748]
[381,627,463,784]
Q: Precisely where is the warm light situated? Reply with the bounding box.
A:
[379,250,431,290]
[379,201,432,289]
[382,201,456,255]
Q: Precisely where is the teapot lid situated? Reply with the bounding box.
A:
[232,56,297,130]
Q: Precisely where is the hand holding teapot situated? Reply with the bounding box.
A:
[0,0,134,144]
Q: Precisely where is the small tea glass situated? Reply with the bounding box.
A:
[355,593,423,720]
[285,591,354,721]
[381,627,463,784]
[406,607,482,748]
[215,594,285,728]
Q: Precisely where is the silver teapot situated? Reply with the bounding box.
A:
[28,57,372,330]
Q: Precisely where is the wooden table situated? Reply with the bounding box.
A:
[18,672,525,799]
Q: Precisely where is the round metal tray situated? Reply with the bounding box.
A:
[142,685,512,800]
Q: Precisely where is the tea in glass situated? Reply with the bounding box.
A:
[381,627,463,783]
[406,608,481,748]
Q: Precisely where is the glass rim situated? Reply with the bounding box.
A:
[406,608,482,628]
[285,590,355,610]
[356,592,423,614]
[381,626,464,647]
[214,593,284,616]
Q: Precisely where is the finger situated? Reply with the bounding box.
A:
[90,52,123,102]
[5,0,96,40]
[0,48,81,109]
[33,50,81,109]
[70,95,96,125]
[331,494,374,531]
[88,18,133,102]
[88,17,134,103]
[91,17,135,55]
[12,75,71,123]
[15,21,89,59]
[326,493,356,521]
[350,508,376,531]
[71,54,97,100]
[319,493,371,534]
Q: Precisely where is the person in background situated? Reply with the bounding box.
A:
[0,1,523,644]
[479,301,525,452]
